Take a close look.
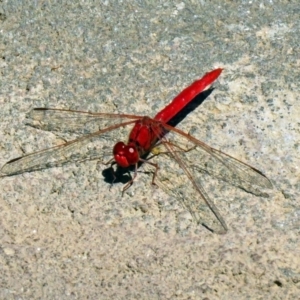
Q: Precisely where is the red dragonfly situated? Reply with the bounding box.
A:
[1,69,272,234]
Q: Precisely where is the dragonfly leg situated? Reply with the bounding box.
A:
[139,158,159,187]
[121,164,137,196]
[103,157,115,166]
[121,159,160,196]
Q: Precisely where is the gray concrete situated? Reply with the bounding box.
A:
[0,1,299,299]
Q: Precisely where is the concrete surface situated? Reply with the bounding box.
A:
[0,0,299,299]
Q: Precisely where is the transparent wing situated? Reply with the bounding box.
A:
[143,122,272,234]
[26,108,142,134]
[1,109,140,176]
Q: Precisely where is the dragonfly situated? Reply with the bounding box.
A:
[0,69,272,234]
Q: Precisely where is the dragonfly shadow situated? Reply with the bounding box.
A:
[102,164,134,185]
[167,88,214,128]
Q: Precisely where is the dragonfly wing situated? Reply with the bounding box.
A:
[26,108,142,134]
[1,120,137,176]
[162,124,272,194]
[144,122,272,233]
[146,140,228,234]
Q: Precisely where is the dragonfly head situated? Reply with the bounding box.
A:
[113,142,139,168]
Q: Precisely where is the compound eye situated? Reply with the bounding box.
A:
[124,145,139,165]
[113,142,129,167]
[113,142,125,156]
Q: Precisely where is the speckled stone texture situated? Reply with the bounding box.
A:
[0,1,299,299]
